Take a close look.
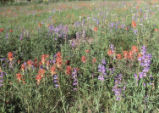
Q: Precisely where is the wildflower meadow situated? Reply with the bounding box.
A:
[0,0,159,112]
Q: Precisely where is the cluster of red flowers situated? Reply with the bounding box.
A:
[0,28,13,33]
[81,49,97,64]
[6,51,76,85]
[107,45,141,60]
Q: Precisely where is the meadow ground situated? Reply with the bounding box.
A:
[0,0,159,112]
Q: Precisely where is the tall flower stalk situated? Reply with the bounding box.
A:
[72,68,78,91]
[138,46,152,79]
[112,74,123,101]
[98,59,106,81]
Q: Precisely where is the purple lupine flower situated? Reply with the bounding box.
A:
[49,25,54,32]
[112,74,123,101]
[71,41,75,47]
[98,75,104,81]
[74,21,81,27]
[20,33,23,40]
[0,72,4,87]
[76,32,80,39]
[110,44,115,52]
[138,46,152,79]
[72,68,78,91]
[98,59,107,81]
[133,29,138,35]
[121,24,125,29]
[134,73,138,81]
[98,64,106,75]
[53,74,59,88]
[102,59,106,65]
[5,33,9,39]
[109,22,115,28]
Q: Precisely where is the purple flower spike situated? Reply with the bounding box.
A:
[72,68,78,91]
[138,46,152,79]
[112,74,125,101]
[0,72,4,87]
[53,74,59,88]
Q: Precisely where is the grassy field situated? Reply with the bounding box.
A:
[0,0,159,112]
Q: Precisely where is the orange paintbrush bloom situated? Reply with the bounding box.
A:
[41,54,49,65]
[16,73,23,82]
[56,52,61,58]
[38,23,42,28]
[128,51,133,60]
[56,57,62,68]
[154,28,158,32]
[21,63,26,71]
[132,20,137,28]
[50,65,56,75]
[107,49,114,56]
[34,58,38,67]
[81,56,86,63]
[56,52,63,68]
[93,27,98,32]
[0,28,4,32]
[92,57,97,63]
[27,60,33,67]
[85,49,90,53]
[123,51,128,59]
[137,53,142,58]
[7,52,13,62]
[38,68,45,77]
[66,66,72,75]
[131,45,138,53]
[116,54,122,60]
[36,74,42,85]
[9,29,13,32]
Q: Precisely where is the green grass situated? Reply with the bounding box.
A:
[0,1,159,113]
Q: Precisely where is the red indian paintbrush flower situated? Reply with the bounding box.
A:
[41,54,49,65]
[81,56,86,63]
[16,73,22,82]
[38,68,45,77]
[56,52,62,68]
[9,29,13,33]
[132,20,136,28]
[92,57,97,63]
[131,45,138,53]
[56,52,61,58]
[128,51,133,60]
[50,65,56,75]
[116,54,122,60]
[107,49,114,56]
[36,74,42,85]
[93,27,98,32]
[56,57,62,68]
[27,60,33,68]
[66,66,72,75]
[123,51,128,59]
[7,52,13,62]
[0,28,4,32]
[85,49,90,53]
[21,63,26,71]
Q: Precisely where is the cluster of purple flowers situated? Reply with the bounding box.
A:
[72,68,78,91]
[138,46,152,79]
[98,59,106,81]
[53,74,59,88]
[48,24,68,39]
[109,22,126,30]
[112,74,123,101]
